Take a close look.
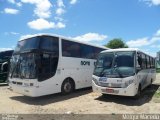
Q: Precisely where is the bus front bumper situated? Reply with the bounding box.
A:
[9,83,39,97]
[92,81,138,96]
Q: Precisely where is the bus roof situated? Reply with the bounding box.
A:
[101,48,155,58]
[101,48,139,53]
[0,49,13,53]
[19,33,109,50]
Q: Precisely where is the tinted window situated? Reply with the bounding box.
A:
[137,52,142,68]
[15,37,40,53]
[151,58,153,68]
[40,36,59,55]
[62,39,105,59]
[114,52,134,67]
[5,51,13,57]
[141,54,146,69]
[94,48,105,59]
[62,40,81,58]
[0,50,13,60]
[153,58,155,68]
[37,53,59,82]
[147,56,150,68]
[81,45,94,59]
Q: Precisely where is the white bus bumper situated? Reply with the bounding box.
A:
[9,83,39,97]
[92,81,137,96]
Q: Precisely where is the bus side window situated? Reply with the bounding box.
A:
[137,53,142,69]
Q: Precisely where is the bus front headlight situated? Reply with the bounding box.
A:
[123,80,134,88]
[92,77,99,85]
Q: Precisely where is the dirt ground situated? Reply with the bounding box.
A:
[0,74,160,115]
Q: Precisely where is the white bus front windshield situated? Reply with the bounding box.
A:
[93,51,135,78]
[14,37,40,53]
[10,36,59,80]
[10,53,37,79]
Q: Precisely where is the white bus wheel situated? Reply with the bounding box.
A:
[133,85,141,99]
[61,78,75,94]
[151,79,153,84]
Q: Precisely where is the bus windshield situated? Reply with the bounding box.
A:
[14,37,40,53]
[0,52,6,62]
[94,51,135,78]
[10,53,37,79]
[10,36,59,80]
[0,50,13,62]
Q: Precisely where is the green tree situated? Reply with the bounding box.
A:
[105,38,128,49]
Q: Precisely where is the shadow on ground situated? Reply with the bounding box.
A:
[95,84,160,106]
[10,87,92,106]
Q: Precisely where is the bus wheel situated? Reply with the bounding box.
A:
[148,79,153,88]
[134,85,141,99]
[150,79,153,85]
[61,78,74,94]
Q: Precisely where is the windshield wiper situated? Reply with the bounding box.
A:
[114,67,123,78]
[99,68,108,77]
[11,59,21,78]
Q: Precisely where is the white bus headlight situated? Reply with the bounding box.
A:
[123,79,134,88]
[92,77,99,85]
[24,83,30,87]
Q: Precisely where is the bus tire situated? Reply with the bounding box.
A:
[148,79,153,88]
[134,85,141,99]
[150,79,153,85]
[61,78,75,94]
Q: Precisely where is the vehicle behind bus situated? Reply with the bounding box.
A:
[9,34,108,97]
[92,48,156,98]
[0,50,13,83]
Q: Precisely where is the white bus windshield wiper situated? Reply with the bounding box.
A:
[113,66,123,78]
[11,59,21,78]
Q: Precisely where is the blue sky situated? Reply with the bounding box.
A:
[0,0,160,56]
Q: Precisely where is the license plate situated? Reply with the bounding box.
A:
[106,89,114,93]
[99,77,107,82]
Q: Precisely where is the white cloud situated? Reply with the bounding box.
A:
[27,18,66,30]
[5,32,20,35]
[126,29,160,57]
[155,29,160,36]
[7,0,22,7]
[8,0,15,4]
[20,34,36,40]
[4,8,19,14]
[27,18,55,30]
[55,22,66,29]
[126,37,149,47]
[56,8,65,16]
[0,48,13,52]
[10,32,20,35]
[17,2,22,7]
[17,0,78,30]
[127,29,160,48]
[21,0,52,18]
[55,16,64,21]
[70,0,77,4]
[143,0,160,6]
[73,33,107,42]
[57,0,65,7]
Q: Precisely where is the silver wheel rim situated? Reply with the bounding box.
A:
[64,82,72,93]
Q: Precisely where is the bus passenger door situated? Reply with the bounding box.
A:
[136,52,148,89]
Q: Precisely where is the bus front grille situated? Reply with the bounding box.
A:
[99,82,122,88]
[12,81,23,85]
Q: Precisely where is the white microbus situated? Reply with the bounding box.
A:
[92,48,156,98]
[9,34,108,97]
